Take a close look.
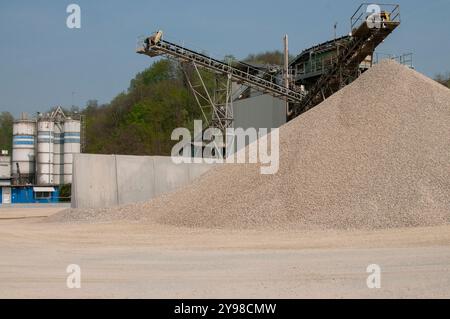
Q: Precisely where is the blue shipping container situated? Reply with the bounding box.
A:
[10,187,59,204]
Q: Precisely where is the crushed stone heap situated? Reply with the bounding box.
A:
[51,61,450,230]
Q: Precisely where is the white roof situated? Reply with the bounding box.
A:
[33,187,55,192]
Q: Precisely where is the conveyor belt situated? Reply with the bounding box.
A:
[137,38,306,104]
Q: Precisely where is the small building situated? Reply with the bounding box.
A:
[0,152,11,182]
[1,184,59,205]
[8,186,59,204]
[0,187,11,204]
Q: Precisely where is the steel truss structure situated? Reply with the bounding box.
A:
[137,3,400,126]
[181,63,233,134]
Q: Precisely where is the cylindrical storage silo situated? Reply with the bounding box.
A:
[63,119,81,184]
[12,120,36,184]
[53,122,64,185]
[37,120,55,185]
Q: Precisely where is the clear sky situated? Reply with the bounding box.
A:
[1,0,449,117]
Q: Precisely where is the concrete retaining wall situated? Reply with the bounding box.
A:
[71,154,213,209]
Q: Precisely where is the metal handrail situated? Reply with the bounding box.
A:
[351,3,400,31]
[375,52,413,68]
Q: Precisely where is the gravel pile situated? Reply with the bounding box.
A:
[50,61,450,230]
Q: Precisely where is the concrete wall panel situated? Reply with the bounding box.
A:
[72,154,214,209]
[188,162,215,181]
[115,155,155,206]
[71,154,118,208]
[152,156,191,196]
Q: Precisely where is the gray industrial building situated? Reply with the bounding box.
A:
[233,94,286,132]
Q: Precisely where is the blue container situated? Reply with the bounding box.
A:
[11,186,60,204]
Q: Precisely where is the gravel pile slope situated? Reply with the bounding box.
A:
[51,61,450,230]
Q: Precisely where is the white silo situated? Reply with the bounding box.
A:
[63,119,81,184]
[36,120,55,185]
[12,119,36,184]
[53,122,64,185]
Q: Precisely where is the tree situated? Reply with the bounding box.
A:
[86,99,98,109]
[0,112,13,154]
[244,50,293,66]
[82,59,203,156]
[80,50,291,156]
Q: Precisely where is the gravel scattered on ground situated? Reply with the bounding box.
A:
[49,61,450,230]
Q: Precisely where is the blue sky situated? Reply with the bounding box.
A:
[1,0,449,116]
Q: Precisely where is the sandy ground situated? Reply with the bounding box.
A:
[0,205,449,298]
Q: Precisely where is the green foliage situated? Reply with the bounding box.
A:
[81,51,293,156]
[244,50,295,66]
[59,184,72,202]
[130,59,174,90]
[82,60,204,156]
[245,51,283,65]
[0,112,13,154]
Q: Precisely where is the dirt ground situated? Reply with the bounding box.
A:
[0,205,449,298]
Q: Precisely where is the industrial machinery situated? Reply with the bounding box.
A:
[63,118,81,184]
[137,33,306,137]
[12,114,36,184]
[37,119,55,185]
[54,121,64,185]
[290,3,400,118]
[137,3,400,148]
[11,107,82,186]
[2,108,82,204]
